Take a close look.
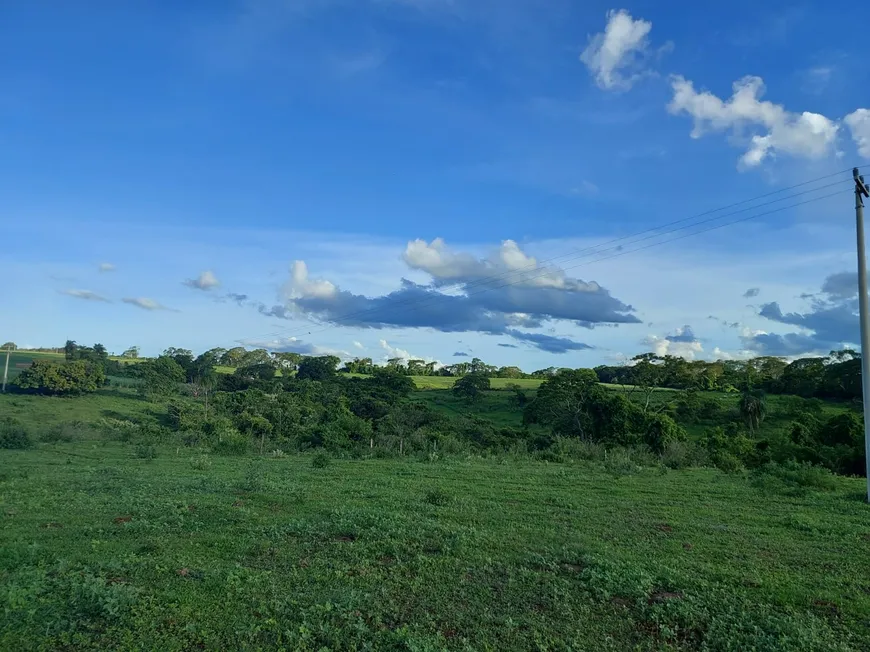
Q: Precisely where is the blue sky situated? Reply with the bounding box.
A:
[2,1,869,369]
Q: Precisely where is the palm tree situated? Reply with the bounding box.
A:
[739,389,767,432]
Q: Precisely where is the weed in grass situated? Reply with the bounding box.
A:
[132,443,157,461]
[312,452,331,468]
[189,454,212,471]
[423,487,451,506]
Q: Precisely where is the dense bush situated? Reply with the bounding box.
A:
[15,360,105,395]
[0,417,32,449]
[750,461,838,495]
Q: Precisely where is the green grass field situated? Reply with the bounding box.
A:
[2,442,868,650]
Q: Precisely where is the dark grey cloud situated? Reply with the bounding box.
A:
[820,272,862,301]
[743,287,760,298]
[743,271,859,356]
[741,332,823,357]
[504,329,593,353]
[665,325,697,343]
[222,293,249,306]
[708,316,740,329]
[497,343,519,349]
[453,351,470,357]
[269,240,639,354]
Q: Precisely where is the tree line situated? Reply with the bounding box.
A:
[593,351,863,401]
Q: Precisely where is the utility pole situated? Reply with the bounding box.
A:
[852,168,870,502]
[1,345,10,393]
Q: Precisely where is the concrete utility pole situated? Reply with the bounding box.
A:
[1,345,10,393]
[853,168,870,502]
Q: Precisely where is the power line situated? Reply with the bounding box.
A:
[252,186,849,345]
[238,175,853,346]
[244,169,854,344]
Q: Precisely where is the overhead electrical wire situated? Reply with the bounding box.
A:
[234,168,856,347]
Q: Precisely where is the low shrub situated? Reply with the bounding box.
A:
[660,440,708,470]
[312,452,331,469]
[712,451,744,474]
[133,444,158,461]
[751,461,838,495]
[424,487,451,506]
[212,432,249,456]
[0,417,32,450]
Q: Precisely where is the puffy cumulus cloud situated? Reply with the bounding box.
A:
[845,109,870,158]
[98,262,116,273]
[122,297,176,312]
[239,336,351,359]
[266,239,638,353]
[642,325,704,360]
[284,261,337,300]
[183,270,220,291]
[742,271,861,355]
[379,339,443,368]
[353,341,364,350]
[403,238,607,294]
[61,289,111,303]
[743,287,760,299]
[668,75,841,167]
[580,9,661,91]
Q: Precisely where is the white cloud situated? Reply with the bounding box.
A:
[98,262,116,273]
[284,260,337,299]
[580,9,660,91]
[122,297,176,312]
[183,270,220,291]
[845,108,870,158]
[379,339,444,368]
[353,340,365,350]
[642,326,704,360]
[403,238,604,292]
[240,336,351,359]
[668,75,840,167]
[61,289,111,303]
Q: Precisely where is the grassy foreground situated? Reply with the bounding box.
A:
[2,442,869,651]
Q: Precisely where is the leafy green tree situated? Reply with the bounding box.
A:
[121,346,139,359]
[524,369,602,439]
[452,373,490,402]
[140,355,186,398]
[370,367,415,395]
[220,347,248,367]
[779,357,825,397]
[1,342,16,351]
[234,363,276,381]
[297,355,339,382]
[15,360,105,395]
[273,351,303,372]
[241,348,272,367]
